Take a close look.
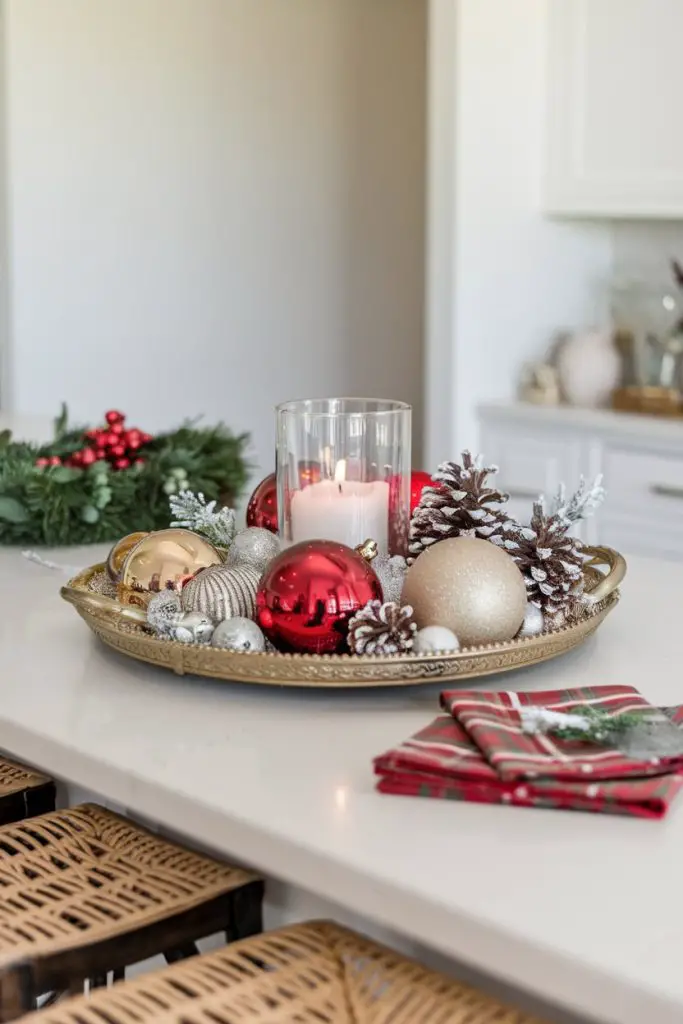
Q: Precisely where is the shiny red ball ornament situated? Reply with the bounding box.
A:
[48,456,62,467]
[109,421,124,436]
[105,410,125,426]
[246,472,278,534]
[114,457,131,471]
[69,450,84,466]
[139,432,153,445]
[109,443,126,458]
[256,539,382,655]
[410,470,433,513]
[80,447,97,466]
[94,447,107,460]
[35,457,49,468]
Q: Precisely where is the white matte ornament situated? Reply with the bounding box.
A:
[211,617,266,653]
[225,528,281,574]
[413,625,460,654]
[401,537,527,647]
[516,602,544,638]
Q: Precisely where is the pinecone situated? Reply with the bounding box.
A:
[347,601,417,655]
[409,451,512,563]
[497,500,585,627]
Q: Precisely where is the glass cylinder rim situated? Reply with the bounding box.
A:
[277,396,412,419]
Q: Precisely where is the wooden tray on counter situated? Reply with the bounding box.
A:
[60,546,625,688]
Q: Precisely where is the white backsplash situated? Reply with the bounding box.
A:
[612,221,683,288]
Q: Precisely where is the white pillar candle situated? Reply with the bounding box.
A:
[290,472,390,553]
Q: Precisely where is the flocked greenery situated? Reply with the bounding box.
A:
[0,406,251,546]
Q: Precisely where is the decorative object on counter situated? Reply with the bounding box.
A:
[171,611,215,645]
[224,527,281,575]
[408,451,509,564]
[245,472,278,533]
[181,562,260,623]
[518,362,561,405]
[371,553,408,605]
[347,601,417,656]
[409,470,434,513]
[612,384,682,417]
[169,490,237,551]
[118,528,223,608]
[374,687,683,819]
[412,625,460,654]
[501,476,605,628]
[211,618,266,653]
[0,404,249,546]
[256,539,383,654]
[555,328,621,408]
[106,530,148,582]
[516,602,544,639]
[517,704,683,759]
[146,590,183,637]
[401,536,527,647]
[277,398,411,556]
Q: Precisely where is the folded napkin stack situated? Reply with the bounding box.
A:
[374,686,683,818]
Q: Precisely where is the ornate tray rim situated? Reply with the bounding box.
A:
[60,546,625,688]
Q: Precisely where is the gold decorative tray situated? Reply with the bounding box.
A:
[60,546,625,688]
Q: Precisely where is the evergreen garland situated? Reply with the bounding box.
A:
[0,407,251,546]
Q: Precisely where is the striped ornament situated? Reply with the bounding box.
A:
[181,563,260,623]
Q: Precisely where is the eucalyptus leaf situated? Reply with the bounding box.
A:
[50,466,81,483]
[0,496,28,523]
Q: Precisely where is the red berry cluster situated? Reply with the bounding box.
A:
[35,410,153,471]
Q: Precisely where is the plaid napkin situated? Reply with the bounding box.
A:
[374,690,683,819]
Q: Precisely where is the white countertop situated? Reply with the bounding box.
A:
[1,546,683,1024]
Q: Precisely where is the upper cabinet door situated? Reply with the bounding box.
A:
[544,0,683,218]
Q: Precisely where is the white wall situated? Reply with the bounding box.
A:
[1,0,425,478]
[427,0,613,464]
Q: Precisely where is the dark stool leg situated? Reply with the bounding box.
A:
[112,967,125,984]
[163,943,200,965]
[226,880,264,943]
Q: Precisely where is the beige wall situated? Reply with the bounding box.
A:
[2,0,425,475]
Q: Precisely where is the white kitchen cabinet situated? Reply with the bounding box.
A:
[544,0,683,218]
[479,401,683,558]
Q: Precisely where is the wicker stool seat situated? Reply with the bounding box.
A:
[0,804,263,1021]
[0,755,55,825]
[20,920,552,1024]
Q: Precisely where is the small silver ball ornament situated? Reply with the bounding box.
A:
[225,527,281,574]
[172,611,215,645]
[413,625,460,654]
[211,617,266,653]
[516,602,544,638]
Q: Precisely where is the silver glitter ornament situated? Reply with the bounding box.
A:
[372,554,407,605]
[225,527,281,574]
[516,601,544,639]
[181,563,260,623]
[413,625,460,654]
[211,617,266,653]
[146,591,183,637]
[171,611,214,645]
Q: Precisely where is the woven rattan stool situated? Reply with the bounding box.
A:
[0,754,55,825]
[18,920,552,1024]
[0,803,263,1021]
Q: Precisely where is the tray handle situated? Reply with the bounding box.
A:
[581,545,627,606]
[60,583,148,624]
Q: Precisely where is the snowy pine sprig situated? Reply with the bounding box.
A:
[549,475,606,530]
[169,489,236,548]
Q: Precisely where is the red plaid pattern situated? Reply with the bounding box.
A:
[442,686,683,782]
[373,695,683,819]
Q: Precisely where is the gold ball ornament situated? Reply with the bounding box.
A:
[118,528,223,608]
[401,537,527,647]
[106,531,148,581]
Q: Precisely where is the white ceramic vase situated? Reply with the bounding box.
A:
[556,329,621,408]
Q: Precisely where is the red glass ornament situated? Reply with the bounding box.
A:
[35,457,49,468]
[80,447,97,466]
[109,421,124,436]
[256,539,382,654]
[70,450,84,466]
[109,443,126,458]
[103,432,119,448]
[246,472,278,533]
[410,470,433,513]
[48,456,61,467]
[105,410,125,426]
[114,457,131,470]
[139,432,153,445]
[94,447,107,460]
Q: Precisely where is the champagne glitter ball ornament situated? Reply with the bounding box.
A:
[181,563,261,623]
[246,473,278,533]
[118,529,223,607]
[401,537,527,647]
[256,539,383,654]
[224,527,281,574]
[211,617,266,652]
[106,531,148,582]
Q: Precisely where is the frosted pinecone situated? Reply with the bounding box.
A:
[409,451,513,563]
[347,601,417,655]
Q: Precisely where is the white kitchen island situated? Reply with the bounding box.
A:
[1,545,682,1024]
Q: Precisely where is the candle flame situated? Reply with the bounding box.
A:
[334,459,347,484]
